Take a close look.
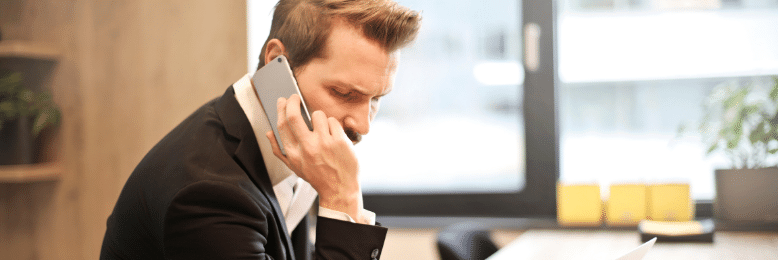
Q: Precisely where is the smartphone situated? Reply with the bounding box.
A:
[251,55,313,155]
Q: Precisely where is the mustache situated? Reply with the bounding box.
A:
[344,128,362,144]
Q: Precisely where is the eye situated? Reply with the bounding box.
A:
[331,88,359,101]
[332,88,350,97]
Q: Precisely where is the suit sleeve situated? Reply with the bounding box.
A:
[164,181,278,260]
[315,217,388,260]
[164,180,389,260]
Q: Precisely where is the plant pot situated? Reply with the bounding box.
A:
[0,116,34,165]
[715,168,778,224]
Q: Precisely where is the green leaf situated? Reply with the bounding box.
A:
[32,112,46,137]
[750,121,766,144]
[723,87,748,110]
[727,138,739,149]
[744,104,761,116]
[733,120,743,137]
[0,100,17,118]
[770,112,778,127]
[771,76,778,102]
[698,121,709,134]
[706,143,719,155]
[0,71,62,138]
[687,77,778,165]
[0,72,22,92]
[770,128,778,141]
[761,124,774,144]
[32,107,61,137]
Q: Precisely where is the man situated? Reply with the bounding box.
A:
[99,0,420,259]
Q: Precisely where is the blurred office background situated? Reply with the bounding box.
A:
[3,0,778,259]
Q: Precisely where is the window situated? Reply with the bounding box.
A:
[558,0,778,203]
[357,0,524,194]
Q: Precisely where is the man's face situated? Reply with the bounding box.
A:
[294,19,397,144]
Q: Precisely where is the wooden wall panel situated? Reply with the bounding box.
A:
[1,1,247,259]
[1,1,83,260]
[76,1,146,258]
[78,1,248,258]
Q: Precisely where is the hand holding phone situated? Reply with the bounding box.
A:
[268,95,365,224]
[256,56,366,224]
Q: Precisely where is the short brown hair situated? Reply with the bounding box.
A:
[257,0,421,71]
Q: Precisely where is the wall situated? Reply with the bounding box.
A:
[0,1,247,259]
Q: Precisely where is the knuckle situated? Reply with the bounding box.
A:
[272,149,285,160]
[287,113,301,124]
[312,110,325,119]
[286,150,300,162]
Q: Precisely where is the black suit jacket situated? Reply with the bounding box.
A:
[100,87,388,260]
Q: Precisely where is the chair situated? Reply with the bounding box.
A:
[436,223,499,260]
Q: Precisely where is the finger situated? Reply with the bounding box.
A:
[266,131,291,165]
[285,94,312,140]
[276,97,299,147]
[328,117,349,141]
[311,110,330,136]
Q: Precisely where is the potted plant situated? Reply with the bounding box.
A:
[681,76,778,225]
[0,70,61,165]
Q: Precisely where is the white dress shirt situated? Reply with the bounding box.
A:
[232,73,376,235]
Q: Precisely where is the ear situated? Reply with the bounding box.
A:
[264,39,287,66]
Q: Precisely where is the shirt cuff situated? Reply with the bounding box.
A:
[318,207,376,225]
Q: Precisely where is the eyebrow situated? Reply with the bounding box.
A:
[328,80,392,97]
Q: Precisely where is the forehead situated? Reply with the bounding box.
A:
[309,19,398,93]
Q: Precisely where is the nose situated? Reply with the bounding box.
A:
[344,102,371,135]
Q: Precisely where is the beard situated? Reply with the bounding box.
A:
[344,127,362,144]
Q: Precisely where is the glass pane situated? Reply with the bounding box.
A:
[357,0,526,193]
[558,0,778,199]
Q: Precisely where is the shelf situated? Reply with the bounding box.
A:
[0,162,61,183]
[0,40,60,60]
[0,41,62,183]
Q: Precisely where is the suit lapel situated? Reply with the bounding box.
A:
[215,86,296,260]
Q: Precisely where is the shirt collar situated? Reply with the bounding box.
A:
[232,73,296,186]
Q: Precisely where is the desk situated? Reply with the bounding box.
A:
[487,230,778,260]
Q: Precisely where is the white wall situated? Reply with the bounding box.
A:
[247,0,279,72]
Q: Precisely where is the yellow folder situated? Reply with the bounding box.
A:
[557,183,602,226]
